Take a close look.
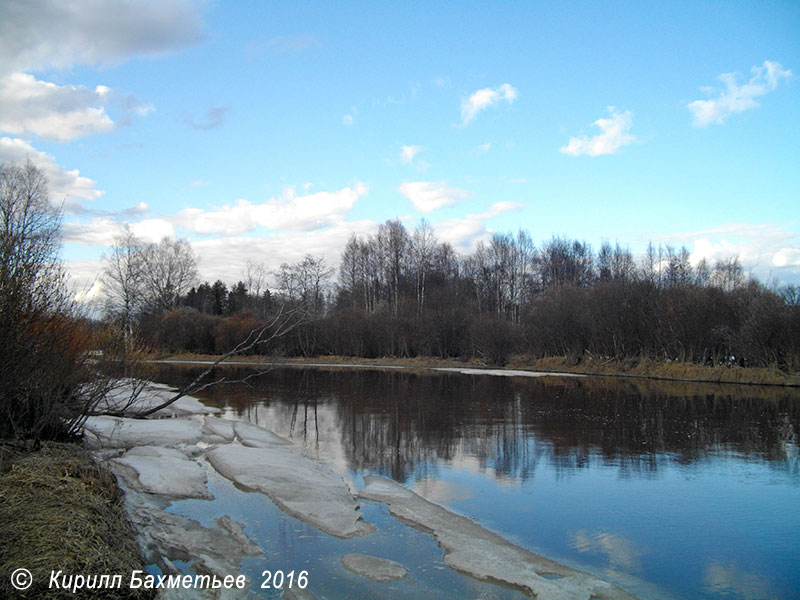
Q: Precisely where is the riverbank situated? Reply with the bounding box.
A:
[3,377,645,600]
[155,352,800,387]
[0,442,153,599]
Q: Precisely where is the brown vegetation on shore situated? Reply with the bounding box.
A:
[0,443,153,599]
[156,352,800,387]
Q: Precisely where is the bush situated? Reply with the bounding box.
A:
[0,162,115,440]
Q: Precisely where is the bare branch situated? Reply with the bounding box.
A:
[132,302,311,417]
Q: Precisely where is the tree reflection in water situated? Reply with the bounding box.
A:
[156,365,800,484]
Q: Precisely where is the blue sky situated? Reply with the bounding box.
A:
[1,0,798,294]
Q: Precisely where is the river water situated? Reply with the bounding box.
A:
[154,365,800,599]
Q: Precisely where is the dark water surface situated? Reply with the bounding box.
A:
[155,365,800,599]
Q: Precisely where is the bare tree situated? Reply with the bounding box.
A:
[102,227,145,336]
[139,237,198,313]
[433,241,459,284]
[711,257,744,292]
[339,234,362,309]
[695,258,711,287]
[377,219,408,316]
[514,229,536,319]
[641,242,658,285]
[244,258,267,298]
[243,258,269,315]
[276,254,333,315]
[410,219,436,317]
[610,242,635,281]
[663,245,694,287]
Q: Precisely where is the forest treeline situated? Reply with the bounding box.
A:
[10,158,792,441]
[106,219,800,371]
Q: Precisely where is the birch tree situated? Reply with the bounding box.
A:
[102,228,145,336]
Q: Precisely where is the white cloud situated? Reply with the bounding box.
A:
[432,201,523,252]
[772,248,800,268]
[560,107,635,156]
[691,238,746,264]
[176,183,368,235]
[0,0,205,74]
[398,181,469,213]
[64,259,105,302]
[124,202,149,216]
[66,218,381,290]
[191,219,378,284]
[63,216,176,246]
[73,278,104,303]
[0,136,103,205]
[461,83,518,125]
[0,73,114,141]
[688,61,792,127]
[474,142,492,154]
[131,219,176,243]
[651,221,800,284]
[62,218,122,245]
[61,192,522,289]
[658,222,791,244]
[342,114,354,126]
[0,1,200,146]
[0,72,154,142]
[401,145,422,164]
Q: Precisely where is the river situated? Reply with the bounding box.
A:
[154,364,800,599]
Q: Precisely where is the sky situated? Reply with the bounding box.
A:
[1,0,799,298]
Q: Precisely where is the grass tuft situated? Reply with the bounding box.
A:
[0,442,153,599]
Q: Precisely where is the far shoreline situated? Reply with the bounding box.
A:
[150,353,800,388]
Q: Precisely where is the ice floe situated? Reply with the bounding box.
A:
[123,488,261,580]
[93,379,221,417]
[84,415,204,448]
[359,476,638,600]
[340,553,408,582]
[233,420,293,447]
[113,446,212,499]
[207,444,375,539]
[434,367,585,378]
[202,416,236,444]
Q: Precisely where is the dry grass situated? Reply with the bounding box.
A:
[508,355,800,387]
[156,352,800,387]
[157,352,484,369]
[0,443,153,599]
